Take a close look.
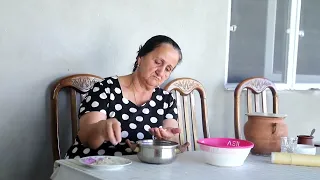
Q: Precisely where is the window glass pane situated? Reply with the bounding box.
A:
[228,0,268,83]
[227,0,289,84]
[273,0,290,76]
[296,0,320,83]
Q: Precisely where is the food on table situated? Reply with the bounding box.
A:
[83,157,118,165]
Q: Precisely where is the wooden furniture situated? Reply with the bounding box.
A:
[164,78,209,151]
[234,77,278,139]
[51,74,104,161]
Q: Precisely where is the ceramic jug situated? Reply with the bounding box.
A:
[244,112,288,155]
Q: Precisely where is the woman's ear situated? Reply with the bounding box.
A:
[137,57,142,67]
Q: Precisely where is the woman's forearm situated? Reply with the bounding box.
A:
[85,121,106,149]
[78,113,107,149]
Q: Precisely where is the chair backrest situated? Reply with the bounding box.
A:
[164,78,209,151]
[234,77,278,139]
[51,74,104,161]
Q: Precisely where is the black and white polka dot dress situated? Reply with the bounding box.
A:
[65,76,178,159]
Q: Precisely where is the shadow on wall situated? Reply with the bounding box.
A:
[33,73,82,180]
[28,75,62,180]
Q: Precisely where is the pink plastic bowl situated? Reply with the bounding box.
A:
[197,138,254,149]
[197,138,254,167]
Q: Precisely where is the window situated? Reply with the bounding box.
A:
[226,0,320,90]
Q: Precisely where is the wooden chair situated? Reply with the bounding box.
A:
[164,78,209,151]
[234,77,278,139]
[51,74,104,161]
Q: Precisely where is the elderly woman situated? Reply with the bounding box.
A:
[65,35,188,159]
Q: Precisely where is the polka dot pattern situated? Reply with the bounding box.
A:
[149,100,156,107]
[83,148,90,154]
[136,116,143,122]
[100,109,107,115]
[73,140,78,145]
[105,88,110,94]
[110,93,115,100]
[67,76,178,159]
[150,117,158,123]
[166,114,174,119]
[86,96,91,103]
[174,108,178,114]
[107,79,113,84]
[122,98,129,104]
[170,101,174,107]
[137,132,144,139]
[121,131,129,138]
[125,148,132,153]
[109,111,115,117]
[163,102,168,109]
[156,95,163,101]
[115,104,122,111]
[142,108,150,114]
[80,107,85,113]
[144,124,151,131]
[99,93,107,99]
[91,101,99,107]
[129,123,137,129]
[98,149,105,155]
[93,87,100,92]
[157,109,164,115]
[122,114,129,120]
[129,108,137,113]
[115,88,121,94]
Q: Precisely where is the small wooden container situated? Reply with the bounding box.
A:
[297,135,314,145]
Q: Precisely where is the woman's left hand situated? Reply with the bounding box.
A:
[149,127,181,141]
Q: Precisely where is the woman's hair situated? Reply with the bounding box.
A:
[133,35,182,72]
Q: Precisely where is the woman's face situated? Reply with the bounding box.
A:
[137,43,180,87]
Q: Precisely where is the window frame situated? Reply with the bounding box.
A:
[225,0,320,91]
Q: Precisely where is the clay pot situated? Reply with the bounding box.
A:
[297,135,314,145]
[244,113,288,155]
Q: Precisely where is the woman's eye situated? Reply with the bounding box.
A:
[166,67,172,72]
[155,60,161,64]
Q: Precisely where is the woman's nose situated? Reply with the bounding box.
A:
[156,67,166,76]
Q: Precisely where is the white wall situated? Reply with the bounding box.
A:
[0,0,319,179]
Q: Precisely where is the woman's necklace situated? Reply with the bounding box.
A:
[130,76,138,104]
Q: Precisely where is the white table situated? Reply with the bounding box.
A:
[51,151,319,180]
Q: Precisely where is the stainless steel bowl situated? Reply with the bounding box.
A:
[134,139,179,164]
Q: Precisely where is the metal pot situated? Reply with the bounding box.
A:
[133,139,181,164]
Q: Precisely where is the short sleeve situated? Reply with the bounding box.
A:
[78,81,109,118]
[164,94,178,120]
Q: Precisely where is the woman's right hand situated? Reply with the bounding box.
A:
[99,118,122,145]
